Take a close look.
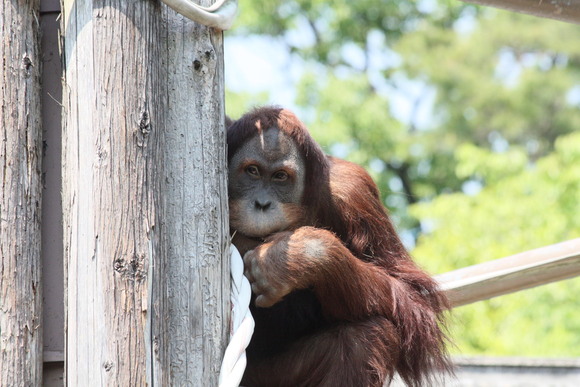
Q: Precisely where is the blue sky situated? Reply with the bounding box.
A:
[224,33,437,129]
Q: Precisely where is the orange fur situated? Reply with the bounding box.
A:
[228,107,452,387]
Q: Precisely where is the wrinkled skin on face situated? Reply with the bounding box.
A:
[228,127,306,240]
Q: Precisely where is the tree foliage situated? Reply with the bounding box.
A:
[413,132,580,356]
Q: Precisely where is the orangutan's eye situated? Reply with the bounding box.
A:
[272,171,289,182]
[246,165,260,177]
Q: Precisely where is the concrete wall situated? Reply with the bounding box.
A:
[389,357,580,386]
[446,357,580,386]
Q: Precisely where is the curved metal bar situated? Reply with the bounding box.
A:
[161,0,238,30]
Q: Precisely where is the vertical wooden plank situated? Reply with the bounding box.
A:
[62,1,160,384]
[61,0,94,382]
[61,0,229,384]
[0,0,44,385]
[40,6,65,364]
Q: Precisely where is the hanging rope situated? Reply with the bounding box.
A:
[161,0,238,30]
[219,244,254,387]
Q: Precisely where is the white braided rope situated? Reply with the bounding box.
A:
[161,0,238,30]
[219,245,255,387]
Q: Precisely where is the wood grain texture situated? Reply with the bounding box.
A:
[437,238,580,308]
[461,0,580,24]
[160,8,230,386]
[61,0,229,384]
[0,0,44,385]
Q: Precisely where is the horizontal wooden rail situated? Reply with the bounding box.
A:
[435,238,580,308]
[461,0,580,25]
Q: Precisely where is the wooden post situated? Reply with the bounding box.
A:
[0,0,44,385]
[61,0,229,384]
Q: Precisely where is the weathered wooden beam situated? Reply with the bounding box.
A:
[61,0,229,384]
[461,0,580,24]
[436,239,580,308]
[0,0,43,385]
